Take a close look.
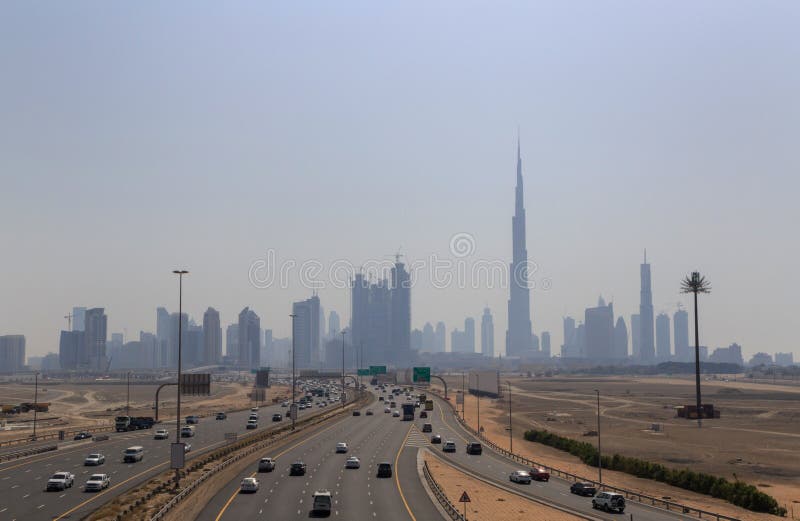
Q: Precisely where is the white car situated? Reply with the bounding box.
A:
[345,456,360,469]
[258,457,276,472]
[184,443,192,453]
[384,407,391,413]
[240,477,259,493]
[510,470,532,484]
[246,419,258,429]
[392,410,400,417]
[335,442,348,453]
[154,429,169,440]
[84,453,105,466]
[281,401,289,407]
[84,473,111,492]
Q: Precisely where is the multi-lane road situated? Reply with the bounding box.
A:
[0,399,328,521]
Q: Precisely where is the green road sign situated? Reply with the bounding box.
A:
[357,369,370,376]
[369,365,387,375]
[413,367,431,383]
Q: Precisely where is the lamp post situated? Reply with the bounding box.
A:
[341,330,346,408]
[476,373,480,435]
[32,372,40,441]
[506,381,513,453]
[126,371,132,417]
[461,373,466,420]
[290,313,297,430]
[595,389,602,486]
[172,269,188,489]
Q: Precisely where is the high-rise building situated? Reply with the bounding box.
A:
[84,308,108,371]
[185,322,204,367]
[638,253,655,363]
[435,322,446,352]
[411,329,423,351]
[422,323,435,352]
[238,307,261,370]
[480,308,494,357]
[0,335,26,372]
[561,316,578,358]
[613,317,628,359]
[107,333,124,368]
[72,307,86,331]
[168,312,188,369]
[585,297,614,360]
[541,331,551,357]
[203,308,222,365]
[263,329,273,366]
[59,330,83,370]
[450,329,465,353]
[506,138,534,358]
[631,314,641,360]
[293,296,321,369]
[748,352,773,366]
[464,317,475,353]
[139,331,158,369]
[390,260,412,364]
[655,313,671,360]
[328,311,340,338]
[156,307,170,368]
[775,352,794,366]
[673,309,690,362]
[709,343,744,365]
[225,324,239,359]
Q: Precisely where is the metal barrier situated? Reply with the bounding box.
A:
[423,460,465,521]
[0,444,58,462]
[428,389,740,521]
[0,424,114,448]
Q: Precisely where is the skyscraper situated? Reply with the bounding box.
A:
[673,308,690,362]
[613,317,628,359]
[293,296,321,369]
[506,138,533,358]
[630,314,641,359]
[480,308,494,357]
[168,312,188,369]
[238,307,261,370]
[72,307,86,332]
[422,322,435,352]
[464,317,476,353]
[390,259,412,364]
[435,322,446,353]
[156,307,170,368]
[84,308,107,371]
[0,335,26,372]
[655,312,671,361]
[541,331,551,357]
[59,330,83,370]
[203,307,222,365]
[561,316,578,358]
[638,252,655,363]
[225,324,239,359]
[411,329,423,351]
[328,311,340,338]
[585,297,614,359]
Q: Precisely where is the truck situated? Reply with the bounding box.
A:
[401,403,415,421]
[115,416,156,432]
[424,399,434,411]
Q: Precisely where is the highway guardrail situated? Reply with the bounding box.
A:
[0,444,58,462]
[422,460,465,521]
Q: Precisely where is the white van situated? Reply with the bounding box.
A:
[123,446,144,463]
[312,490,332,515]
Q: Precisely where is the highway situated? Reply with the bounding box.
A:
[424,393,695,521]
[198,396,442,521]
[0,398,328,521]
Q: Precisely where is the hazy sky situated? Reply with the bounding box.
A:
[2,2,798,360]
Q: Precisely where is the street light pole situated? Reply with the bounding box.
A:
[476,374,480,435]
[290,313,297,431]
[32,372,40,441]
[172,269,188,489]
[506,381,513,453]
[595,389,602,486]
[341,330,346,409]
[461,373,466,420]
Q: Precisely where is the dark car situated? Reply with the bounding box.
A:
[422,423,433,433]
[419,411,428,418]
[272,413,282,422]
[365,410,374,416]
[352,410,361,416]
[215,412,227,420]
[431,434,442,444]
[377,462,392,478]
[570,482,597,496]
[73,432,92,440]
[466,442,482,455]
[290,462,307,476]
[378,396,384,401]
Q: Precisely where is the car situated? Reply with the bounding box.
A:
[365,410,374,416]
[250,407,259,412]
[215,412,227,420]
[431,434,442,444]
[249,413,259,421]
[73,431,92,440]
[84,453,105,466]
[123,446,144,463]
[390,401,397,408]
[414,402,420,408]
[184,443,192,452]
[272,413,283,422]
[392,410,400,417]
[378,396,384,401]
[246,419,258,429]
[84,473,110,492]
[281,401,289,407]
[335,442,348,453]
[384,407,391,413]
[593,492,626,513]
[530,467,550,482]
[312,490,332,516]
[240,477,259,493]
[345,456,361,469]
[422,423,433,433]
[154,429,169,440]
[443,440,456,452]
[185,415,199,424]
[46,471,75,491]
[352,410,361,416]
[419,411,428,418]
[180,425,195,437]
[466,442,482,455]
[510,470,532,484]
[570,482,597,496]
[290,462,307,475]
[258,457,276,472]
[377,462,392,478]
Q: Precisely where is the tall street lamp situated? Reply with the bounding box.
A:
[172,269,188,489]
[290,313,297,430]
[506,381,513,453]
[32,372,40,441]
[476,373,480,434]
[126,371,132,417]
[595,389,602,486]
[340,330,346,408]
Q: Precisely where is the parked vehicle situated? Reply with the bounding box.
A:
[46,471,75,491]
[570,482,597,496]
[593,492,626,513]
[84,473,110,492]
[510,470,532,484]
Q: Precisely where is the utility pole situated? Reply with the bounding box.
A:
[461,373,466,420]
[341,330,346,408]
[172,269,188,489]
[126,371,132,417]
[476,373,480,435]
[290,313,297,430]
[32,372,40,441]
[595,389,602,486]
[506,381,513,453]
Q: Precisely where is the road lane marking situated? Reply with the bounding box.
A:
[393,424,417,521]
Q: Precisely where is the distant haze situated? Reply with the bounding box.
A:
[1,2,798,360]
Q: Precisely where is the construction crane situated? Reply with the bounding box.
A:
[64,313,73,331]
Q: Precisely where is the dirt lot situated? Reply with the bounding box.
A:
[0,380,289,441]
[435,375,800,520]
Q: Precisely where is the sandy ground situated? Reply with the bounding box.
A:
[0,381,290,441]
[424,450,581,521]
[433,376,800,521]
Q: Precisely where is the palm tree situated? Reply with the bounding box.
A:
[681,272,711,427]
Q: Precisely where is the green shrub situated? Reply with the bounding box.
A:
[523,429,785,516]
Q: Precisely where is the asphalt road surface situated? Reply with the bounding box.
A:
[0,399,330,521]
[199,397,442,521]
